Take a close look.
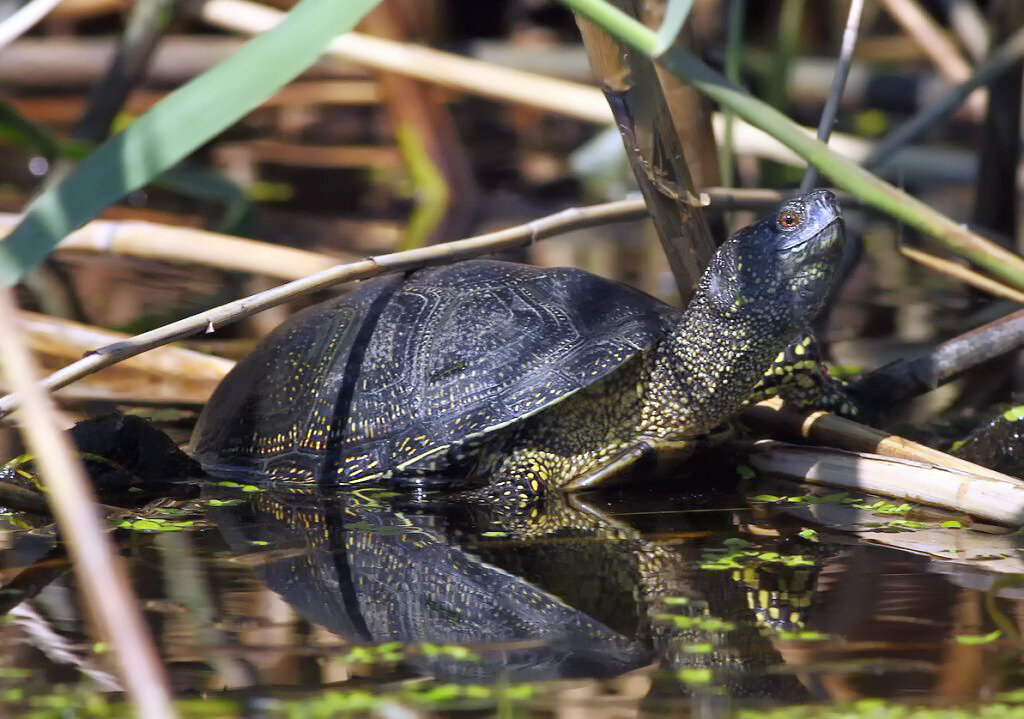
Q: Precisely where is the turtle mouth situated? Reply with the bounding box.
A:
[775,217,842,253]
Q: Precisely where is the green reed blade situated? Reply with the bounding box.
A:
[0,0,382,286]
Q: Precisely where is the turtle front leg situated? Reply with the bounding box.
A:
[488,447,563,504]
[448,446,562,516]
[479,436,683,502]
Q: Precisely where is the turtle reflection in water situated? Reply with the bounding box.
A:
[211,488,810,699]
[213,491,656,683]
[192,191,845,500]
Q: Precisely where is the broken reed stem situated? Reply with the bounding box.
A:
[0,288,176,719]
[746,441,1024,526]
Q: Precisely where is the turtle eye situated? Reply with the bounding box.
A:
[778,209,803,229]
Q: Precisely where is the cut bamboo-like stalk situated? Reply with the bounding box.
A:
[747,441,1024,526]
[743,397,1016,483]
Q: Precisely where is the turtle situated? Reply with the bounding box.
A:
[191,189,845,501]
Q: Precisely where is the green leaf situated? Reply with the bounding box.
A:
[206,498,244,507]
[955,629,1002,645]
[676,667,713,684]
[560,0,1024,291]
[0,0,382,286]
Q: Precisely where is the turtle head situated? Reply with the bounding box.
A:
[700,189,845,331]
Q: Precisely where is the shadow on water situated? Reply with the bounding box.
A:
[3,468,1024,716]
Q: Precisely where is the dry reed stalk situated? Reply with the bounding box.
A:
[0,213,347,280]
[197,0,977,184]
[878,0,986,119]
[900,246,1024,304]
[18,311,234,380]
[0,288,176,719]
[0,0,65,51]
[0,198,650,416]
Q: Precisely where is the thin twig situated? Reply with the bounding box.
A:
[2,190,855,278]
[0,199,649,417]
[865,23,1024,169]
[0,288,175,718]
[899,245,1024,304]
[0,0,63,52]
[852,307,1024,410]
[0,186,999,418]
[719,0,744,187]
[800,0,864,192]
